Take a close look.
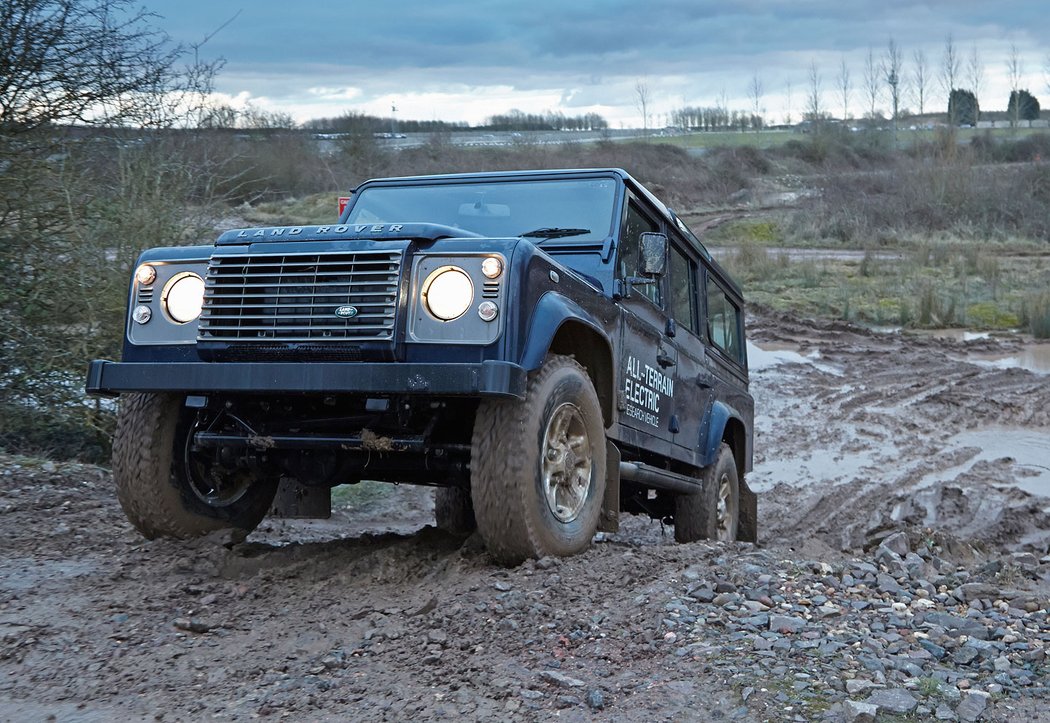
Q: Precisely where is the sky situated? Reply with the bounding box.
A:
[140,1,1050,127]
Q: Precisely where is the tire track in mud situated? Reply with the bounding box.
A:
[748,309,1050,554]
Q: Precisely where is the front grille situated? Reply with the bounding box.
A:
[198,250,401,343]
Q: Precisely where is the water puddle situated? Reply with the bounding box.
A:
[912,329,992,342]
[747,341,841,375]
[875,328,1050,375]
[919,427,1050,498]
[965,345,1050,375]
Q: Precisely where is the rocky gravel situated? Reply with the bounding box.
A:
[1,311,1049,722]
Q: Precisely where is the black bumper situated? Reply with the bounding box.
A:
[86,360,527,399]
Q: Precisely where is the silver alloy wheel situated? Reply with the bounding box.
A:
[541,402,592,523]
[715,471,738,540]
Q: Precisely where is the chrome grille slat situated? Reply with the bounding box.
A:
[198,250,401,343]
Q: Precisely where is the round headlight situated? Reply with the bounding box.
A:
[163,272,205,323]
[423,267,473,321]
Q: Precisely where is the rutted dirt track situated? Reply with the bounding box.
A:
[1,310,1048,722]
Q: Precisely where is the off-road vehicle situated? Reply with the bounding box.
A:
[87,168,756,564]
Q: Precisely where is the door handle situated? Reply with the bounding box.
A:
[656,352,676,369]
[695,371,714,388]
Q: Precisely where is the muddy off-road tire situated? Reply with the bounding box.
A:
[674,442,739,543]
[434,486,476,535]
[112,393,279,540]
[471,355,606,565]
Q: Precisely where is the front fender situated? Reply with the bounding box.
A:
[519,292,610,372]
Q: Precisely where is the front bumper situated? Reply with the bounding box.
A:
[86,360,526,399]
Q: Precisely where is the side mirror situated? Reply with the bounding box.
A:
[639,232,667,277]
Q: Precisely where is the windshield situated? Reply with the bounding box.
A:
[345,178,618,242]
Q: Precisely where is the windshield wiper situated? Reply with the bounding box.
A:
[519,227,591,239]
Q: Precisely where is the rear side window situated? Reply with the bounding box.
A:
[707,280,742,363]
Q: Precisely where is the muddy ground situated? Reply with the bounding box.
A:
[1,310,1048,722]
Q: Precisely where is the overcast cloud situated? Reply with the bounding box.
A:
[142,1,1050,126]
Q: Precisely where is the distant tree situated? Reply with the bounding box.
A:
[1007,90,1040,121]
[837,57,852,121]
[884,38,905,140]
[805,60,823,123]
[1007,44,1025,127]
[748,72,764,130]
[863,47,882,121]
[941,34,961,124]
[967,43,984,123]
[912,49,931,115]
[785,80,793,125]
[635,79,651,136]
[948,89,978,126]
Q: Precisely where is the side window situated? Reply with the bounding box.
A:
[669,245,697,333]
[618,201,661,306]
[706,278,742,363]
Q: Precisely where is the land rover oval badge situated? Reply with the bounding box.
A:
[334,305,359,318]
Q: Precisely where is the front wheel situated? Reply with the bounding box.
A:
[111,393,279,540]
[674,442,739,543]
[471,355,606,565]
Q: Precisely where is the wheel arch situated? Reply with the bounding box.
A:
[519,294,614,426]
[701,401,747,476]
[701,401,757,543]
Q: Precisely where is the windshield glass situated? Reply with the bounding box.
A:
[346,178,618,242]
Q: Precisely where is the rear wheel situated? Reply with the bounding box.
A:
[471,355,606,565]
[674,442,739,543]
[112,393,279,539]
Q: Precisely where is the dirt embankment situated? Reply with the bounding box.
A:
[1,310,1048,722]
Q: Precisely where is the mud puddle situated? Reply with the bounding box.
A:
[746,340,841,375]
[917,427,1050,498]
[904,329,1050,374]
[965,344,1050,374]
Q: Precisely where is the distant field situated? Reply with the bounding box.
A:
[652,126,1047,150]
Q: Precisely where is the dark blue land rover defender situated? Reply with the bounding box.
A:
[87,168,756,564]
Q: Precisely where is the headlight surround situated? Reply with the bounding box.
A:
[163,272,205,324]
[422,266,474,321]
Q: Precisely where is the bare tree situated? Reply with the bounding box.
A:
[863,47,882,122]
[912,49,931,116]
[941,34,961,123]
[634,79,651,136]
[806,60,823,122]
[0,0,222,455]
[884,38,905,142]
[1007,43,1024,128]
[967,43,984,123]
[747,72,764,131]
[0,0,200,133]
[837,57,852,122]
[785,80,793,125]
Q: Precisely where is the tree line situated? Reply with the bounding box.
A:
[661,35,1044,133]
[304,109,610,134]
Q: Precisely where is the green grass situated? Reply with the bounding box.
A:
[722,240,1050,332]
[331,480,395,510]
